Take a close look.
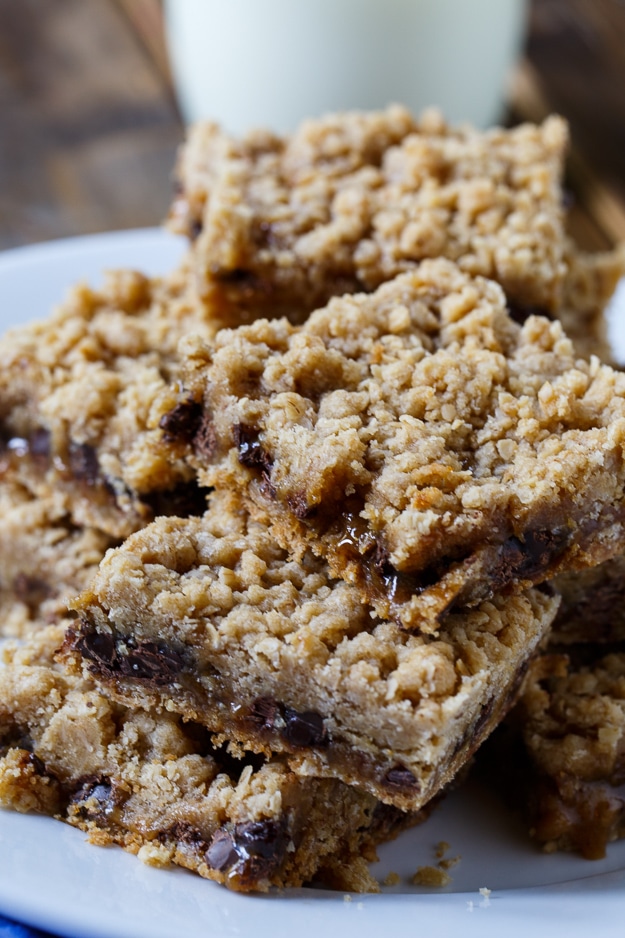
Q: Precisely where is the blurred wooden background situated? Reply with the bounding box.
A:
[0,0,624,252]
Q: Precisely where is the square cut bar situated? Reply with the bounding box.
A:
[0,263,217,541]
[66,494,558,810]
[169,106,569,318]
[164,260,625,631]
[0,625,422,894]
[500,650,625,860]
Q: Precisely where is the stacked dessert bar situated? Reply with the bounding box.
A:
[1,106,625,891]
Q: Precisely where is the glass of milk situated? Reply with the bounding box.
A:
[164,0,527,133]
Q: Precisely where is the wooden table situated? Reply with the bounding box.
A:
[0,0,624,252]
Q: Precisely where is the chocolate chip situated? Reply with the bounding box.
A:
[206,830,239,871]
[366,539,442,609]
[164,821,208,850]
[121,642,186,683]
[206,820,288,882]
[0,427,50,463]
[258,474,277,501]
[523,528,572,575]
[69,442,99,485]
[159,398,203,443]
[74,622,187,686]
[26,753,47,776]
[283,708,327,748]
[286,491,317,520]
[233,424,273,474]
[247,700,328,749]
[74,626,116,673]
[190,219,203,241]
[234,819,287,861]
[248,697,279,731]
[382,765,420,792]
[371,544,418,605]
[70,776,121,820]
[193,413,217,462]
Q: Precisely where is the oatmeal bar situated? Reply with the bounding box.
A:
[169,106,568,319]
[0,625,422,893]
[507,650,625,859]
[0,481,114,638]
[163,260,625,630]
[0,262,216,540]
[65,493,558,810]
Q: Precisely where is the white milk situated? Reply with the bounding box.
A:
[164,0,527,133]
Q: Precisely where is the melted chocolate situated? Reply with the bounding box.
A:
[69,775,126,822]
[69,442,100,486]
[74,622,188,686]
[159,398,203,444]
[233,424,273,474]
[206,819,288,883]
[382,765,420,793]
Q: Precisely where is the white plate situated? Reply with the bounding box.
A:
[0,229,624,938]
